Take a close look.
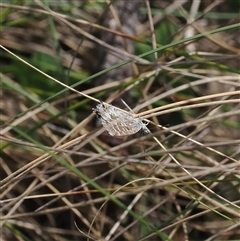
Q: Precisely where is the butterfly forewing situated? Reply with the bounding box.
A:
[93,102,147,137]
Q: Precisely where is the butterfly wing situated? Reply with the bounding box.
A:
[94,102,144,137]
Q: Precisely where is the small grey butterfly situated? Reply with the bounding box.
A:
[93,102,149,137]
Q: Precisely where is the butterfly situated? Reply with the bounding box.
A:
[93,102,149,137]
